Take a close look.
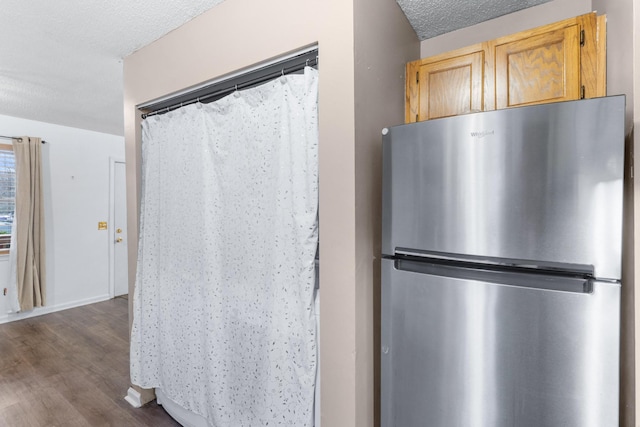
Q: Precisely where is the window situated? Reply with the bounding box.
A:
[0,143,15,254]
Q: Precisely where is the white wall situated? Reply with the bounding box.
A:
[353,2,419,424]
[587,2,636,425]
[0,114,124,323]
[591,0,634,131]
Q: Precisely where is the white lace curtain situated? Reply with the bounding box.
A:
[130,68,319,426]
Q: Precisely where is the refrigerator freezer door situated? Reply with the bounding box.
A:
[381,96,625,280]
[380,258,620,427]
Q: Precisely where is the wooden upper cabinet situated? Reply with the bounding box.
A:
[406,47,485,122]
[493,14,605,109]
[406,12,606,123]
[495,26,580,108]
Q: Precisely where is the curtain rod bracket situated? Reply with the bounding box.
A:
[0,135,47,143]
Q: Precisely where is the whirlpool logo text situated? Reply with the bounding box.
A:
[470,130,495,138]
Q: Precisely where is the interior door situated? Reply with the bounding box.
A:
[113,161,128,296]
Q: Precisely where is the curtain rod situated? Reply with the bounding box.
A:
[0,135,47,144]
[142,49,318,119]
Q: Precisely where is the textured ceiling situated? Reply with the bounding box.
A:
[397,0,553,40]
[0,1,554,136]
[0,0,225,136]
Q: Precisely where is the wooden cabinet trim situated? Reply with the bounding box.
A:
[406,61,420,123]
[576,13,604,99]
[492,15,582,46]
[410,43,486,67]
[595,14,607,97]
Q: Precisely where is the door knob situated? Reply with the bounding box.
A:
[116,237,123,243]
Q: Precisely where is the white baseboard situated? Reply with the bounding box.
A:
[0,293,112,324]
[125,387,143,408]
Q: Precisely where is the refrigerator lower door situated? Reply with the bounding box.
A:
[381,258,620,427]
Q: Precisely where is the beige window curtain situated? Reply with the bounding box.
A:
[12,136,46,311]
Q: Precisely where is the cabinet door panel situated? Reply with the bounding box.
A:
[495,26,580,109]
[418,52,484,120]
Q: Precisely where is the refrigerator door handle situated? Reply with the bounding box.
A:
[394,258,594,294]
[394,248,594,277]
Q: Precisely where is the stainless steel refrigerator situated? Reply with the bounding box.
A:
[381,96,624,427]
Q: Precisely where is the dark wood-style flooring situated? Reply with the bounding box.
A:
[0,297,180,426]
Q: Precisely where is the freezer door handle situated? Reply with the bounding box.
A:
[394,248,594,276]
[394,258,593,294]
